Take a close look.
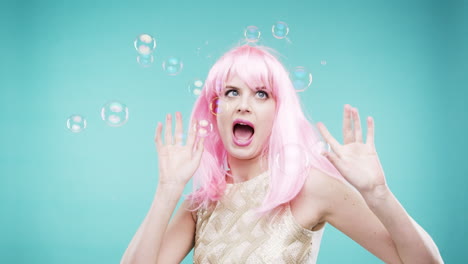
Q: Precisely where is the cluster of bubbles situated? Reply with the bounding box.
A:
[134,33,184,76]
[243,21,290,44]
[66,100,129,133]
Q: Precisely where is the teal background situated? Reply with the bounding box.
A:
[1,0,466,263]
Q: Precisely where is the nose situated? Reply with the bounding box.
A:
[236,96,251,113]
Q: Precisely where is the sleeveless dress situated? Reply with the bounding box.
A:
[193,171,325,264]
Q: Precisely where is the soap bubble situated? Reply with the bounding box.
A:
[188,78,204,97]
[272,21,289,39]
[67,114,87,133]
[244,26,261,43]
[101,101,129,127]
[134,33,156,55]
[209,97,222,116]
[275,143,310,175]
[162,56,183,76]
[136,54,154,67]
[290,66,313,92]
[193,119,213,137]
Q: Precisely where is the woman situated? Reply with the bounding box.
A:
[120,45,444,263]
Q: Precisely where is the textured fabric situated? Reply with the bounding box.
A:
[194,171,325,264]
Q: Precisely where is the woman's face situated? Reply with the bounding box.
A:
[216,75,276,160]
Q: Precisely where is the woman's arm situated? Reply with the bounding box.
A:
[316,104,443,263]
[120,184,185,264]
[361,186,444,264]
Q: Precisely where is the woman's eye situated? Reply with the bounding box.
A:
[257,91,269,99]
[225,90,238,96]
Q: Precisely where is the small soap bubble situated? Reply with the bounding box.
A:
[134,34,156,55]
[244,26,261,43]
[67,114,87,133]
[272,21,289,39]
[321,60,327,66]
[291,66,313,92]
[274,143,310,175]
[193,119,213,137]
[162,56,183,76]
[101,101,129,127]
[188,78,204,97]
[209,97,222,116]
[136,54,154,67]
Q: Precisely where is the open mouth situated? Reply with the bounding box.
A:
[232,118,255,147]
[233,123,255,142]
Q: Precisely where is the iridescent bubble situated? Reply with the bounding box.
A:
[162,56,183,76]
[209,97,222,116]
[101,101,129,127]
[291,66,313,92]
[272,21,289,39]
[274,143,310,175]
[134,33,156,55]
[136,54,154,67]
[188,78,204,97]
[67,114,87,133]
[193,119,213,137]
[244,26,261,43]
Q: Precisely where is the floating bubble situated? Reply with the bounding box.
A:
[209,97,222,116]
[321,60,327,66]
[101,101,129,127]
[162,56,183,76]
[244,26,261,43]
[136,54,154,67]
[188,78,204,97]
[274,143,310,175]
[290,66,313,92]
[134,33,156,55]
[67,114,87,133]
[193,119,213,137]
[272,21,289,39]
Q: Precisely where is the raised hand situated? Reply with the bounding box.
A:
[154,112,205,189]
[316,104,387,194]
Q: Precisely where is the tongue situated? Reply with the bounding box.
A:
[234,125,254,140]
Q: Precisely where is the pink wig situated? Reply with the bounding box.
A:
[186,44,346,214]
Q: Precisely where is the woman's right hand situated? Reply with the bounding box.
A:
[154,112,205,189]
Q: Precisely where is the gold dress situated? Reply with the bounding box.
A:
[194,171,325,264]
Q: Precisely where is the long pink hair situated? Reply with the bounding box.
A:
[186,44,346,214]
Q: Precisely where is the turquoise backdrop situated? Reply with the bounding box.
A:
[1,0,466,263]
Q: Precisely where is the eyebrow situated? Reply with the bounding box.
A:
[225,85,267,90]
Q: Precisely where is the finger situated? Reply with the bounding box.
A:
[366,116,375,147]
[186,118,197,149]
[165,113,173,145]
[343,104,354,144]
[174,112,184,146]
[352,107,363,143]
[317,122,342,156]
[154,122,163,151]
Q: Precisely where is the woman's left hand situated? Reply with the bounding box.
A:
[316,104,388,195]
